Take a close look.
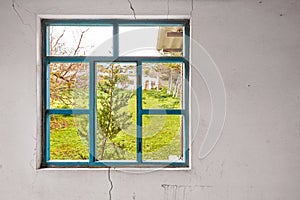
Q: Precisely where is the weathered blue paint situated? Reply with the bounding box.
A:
[184,22,190,164]
[47,109,89,115]
[45,114,50,162]
[46,160,187,167]
[45,56,185,63]
[89,61,96,163]
[137,60,143,163]
[141,109,184,115]
[44,19,188,26]
[113,23,119,59]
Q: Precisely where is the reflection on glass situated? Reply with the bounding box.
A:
[50,114,89,160]
[142,115,183,161]
[142,62,183,109]
[50,63,89,109]
[119,26,184,56]
[49,26,113,56]
[96,62,137,160]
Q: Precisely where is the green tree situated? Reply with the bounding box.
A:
[96,64,133,160]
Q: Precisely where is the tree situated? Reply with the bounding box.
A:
[49,27,90,109]
[158,52,183,97]
[96,64,133,160]
[50,28,133,160]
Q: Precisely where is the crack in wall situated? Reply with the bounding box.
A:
[220,160,225,178]
[190,0,194,17]
[127,0,136,19]
[167,0,170,19]
[108,167,114,200]
[12,0,25,25]
[162,184,212,188]
[11,0,34,31]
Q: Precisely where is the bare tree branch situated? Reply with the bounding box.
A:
[51,28,66,55]
[61,63,76,77]
[73,28,89,56]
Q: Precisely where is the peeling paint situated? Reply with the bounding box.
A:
[132,192,136,200]
[162,184,213,200]
[1,0,300,199]
[162,184,212,200]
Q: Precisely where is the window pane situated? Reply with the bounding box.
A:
[96,62,137,160]
[50,63,89,109]
[50,114,89,160]
[142,62,183,109]
[142,115,183,161]
[119,26,184,57]
[49,26,113,56]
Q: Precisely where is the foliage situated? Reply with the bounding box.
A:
[142,88,180,109]
[50,88,182,160]
[96,64,133,160]
[50,63,89,109]
[48,28,183,161]
[50,115,89,160]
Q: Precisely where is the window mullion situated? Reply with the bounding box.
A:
[137,60,143,163]
[47,109,89,115]
[43,23,50,162]
[184,21,190,60]
[45,114,50,162]
[89,61,96,163]
[184,60,189,163]
[44,60,50,162]
[184,22,190,163]
[113,23,119,59]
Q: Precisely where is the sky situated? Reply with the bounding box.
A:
[50,26,161,56]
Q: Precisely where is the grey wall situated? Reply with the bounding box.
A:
[0,0,299,199]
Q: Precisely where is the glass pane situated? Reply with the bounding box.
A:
[96,62,137,160]
[50,114,89,160]
[142,115,183,161]
[119,26,184,57]
[50,63,89,109]
[142,62,183,109]
[49,26,113,56]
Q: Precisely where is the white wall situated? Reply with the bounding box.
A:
[0,0,299,199]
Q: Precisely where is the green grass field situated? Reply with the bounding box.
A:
[50,89,182,161]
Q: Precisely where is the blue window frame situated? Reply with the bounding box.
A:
[42,19,190,167]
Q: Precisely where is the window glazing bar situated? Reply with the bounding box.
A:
[43,19,188,26]
[89,61,96,163]
[141,109,184,115]
[137,60,143,163]
[113,23,119,58]
[46,109,89,115]
[45,56,186,63]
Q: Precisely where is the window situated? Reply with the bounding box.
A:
[42,19,190,167]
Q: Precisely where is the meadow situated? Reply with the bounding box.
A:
[50,88,182,161]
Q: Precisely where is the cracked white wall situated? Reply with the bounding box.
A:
[0,0,300,199]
